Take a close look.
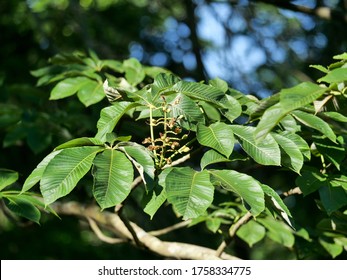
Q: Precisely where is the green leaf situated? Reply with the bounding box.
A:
[4,196,41,224]
[171,81,225,107]
[40,146,103,205]
[144,186,167,219]
[168,93,205,130]
[209,77,229,93]
[123,58,145,85]
[200,149,231,170]
[118,143,155,185]
[258,217,295,247]
[220,95,242,122]
[296,169,327,196]
[232,125,281,166]
[55,137,104,150]
[319,185,347,214]
[77,79,105,106]
[165,167,214,220]
[254,82,327,140]
[280,82,327,111]
[206,218,222,233]
[0,169,18,191]
[280,132,311,161]
[96,102,138,141]
[22,150,62,193]
[319,237,343,258]
[236,220,266,247]
[292,110,336,143]
[197,123,234,157]
[322,112,347,122]
[318,68,347,83]
[199,101,221,121]
[210,170,265,216]
[313,137,345,170]
[261,184,294,229]
[92,149,133,209]
[152,73,180,95]
[333,53,347,60]
[50,77,90,100]
[330,175,347,191]
[271,133,304,173]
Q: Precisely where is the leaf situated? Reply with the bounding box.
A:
[261,184,294,229]
[118,143,155,185]
[313,137,345,170]
[4,196,41,224]
[319,185,347,215]
[144,186,167,219]
[152,73,180,95]
[271,132,304,173]
[232,125,281,166]
[171,81,225,107]
[22,150,62,193]
[40,146,103,205]
[96,102,138,141]
[165,167,214,220]
[280,82,327,111]
[236,220,266,247]
[50,77,90,100]
[123,58,146,85]
[197,123,234,157]
[200,149,231,170]
[209,77,229,93]
[0,169,18,191]
[168,93,205,130]
[77,79,105,106]
[319,237,343,258]
[280,132,311,161]
[258,217,295,247]
[318,68,347,83]
[254,82,327,140]
[210,170,265,216]
[295,169,326,196]
[292,110,336,143]
[220,95,242,122]
[92,149,134,209]
[322,112,347,122]
[55,137,104,150]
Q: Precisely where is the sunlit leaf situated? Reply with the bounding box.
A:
[96,102,138,141]
[200,149,231,170]
[22,151,62,193]
[92,149,133,209]
[0,169,18,191]
[197,123,234,157]
[166,167,214,220]
[50,77,90,100]
[77,79,105,106]
[292,110,336,143]
[271,132,303,173]
[232,125,281,166]
[319,237,343,258]
[210,169,265,216]
[40,146,103,205]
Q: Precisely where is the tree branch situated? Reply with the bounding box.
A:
[216,211,252,257]
[52,201,240,260]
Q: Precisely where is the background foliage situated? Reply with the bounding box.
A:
[1,0,347,260]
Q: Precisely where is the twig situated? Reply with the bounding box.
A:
[86,216,125,244]
[148,220,191,236]
[163,153,191,169]
[216,211,252,257]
